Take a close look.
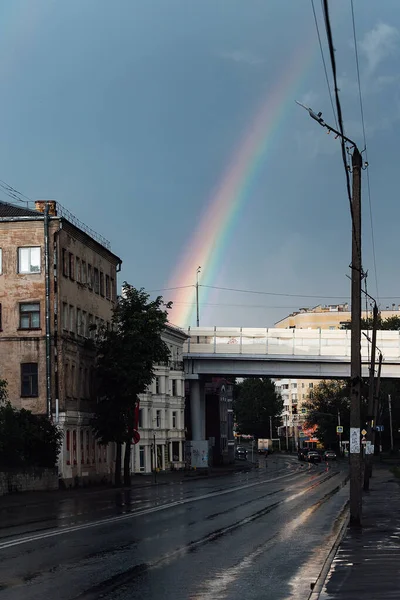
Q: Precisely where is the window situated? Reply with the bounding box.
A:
[302,383,305,388]
[171,380,177,396]
[156,410,161,428]
[77,308,82,336]
[139,446,145,472]
[81,261,87,284]
[94,268,99,294]
[111,278,115,301]
[172,441,179,462]
[76,257,81,283]
[18,247,40,274]
[71,364,76,397]
[69,305,74,332]
[105,275,110,299]
[309,383,314,388]
[88,314,94,338]
[62,302,68,330]
[21,363,38,397]
[20,302,40,329]
[172,411,177,428]
[138,408,143,428]
[69,253,74,280]
[155,377,160,394]
[82,311,87,337]
[62,249,69,277]
[0,248,2,274]
[329,326,336,330]
[100,272,104,296]
[292,383,297,389]
[87,264,93,289]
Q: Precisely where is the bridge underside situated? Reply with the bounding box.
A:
[183,354,400,379]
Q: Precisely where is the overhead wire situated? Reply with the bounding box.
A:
[310,0,338,129]
[322,0,362,269]
[350,0,379,303]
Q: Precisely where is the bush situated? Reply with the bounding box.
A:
[0,394,62,468]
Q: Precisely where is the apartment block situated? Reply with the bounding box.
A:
[0,200,121,484]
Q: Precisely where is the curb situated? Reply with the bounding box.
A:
[308,499,350,599]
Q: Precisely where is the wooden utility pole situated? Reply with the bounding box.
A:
[363,303,378,490]
[349,147,362,526]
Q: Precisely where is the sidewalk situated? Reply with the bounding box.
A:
[315,463,400,599]
[0,461,253,509]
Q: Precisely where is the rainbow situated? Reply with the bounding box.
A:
[167,36,317,327]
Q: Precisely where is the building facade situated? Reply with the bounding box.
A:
[0,200,121,484]
[131,324,187,474]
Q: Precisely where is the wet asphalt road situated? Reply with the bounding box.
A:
[0,456,349,600]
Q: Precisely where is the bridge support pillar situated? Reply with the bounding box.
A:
[190,379,206,440]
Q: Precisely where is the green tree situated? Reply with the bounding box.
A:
[0,381,62,468]
[342,315,400,330]
[303,381,350,449]
[233,378,283,439]
[92,283,171,486]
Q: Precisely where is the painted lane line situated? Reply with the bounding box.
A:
[0,469,310,550]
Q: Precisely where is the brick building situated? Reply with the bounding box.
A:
[0,200,121,484]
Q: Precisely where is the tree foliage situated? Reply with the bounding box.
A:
[0,381,62,468]
[303,381,352,449]
[233,378,283,439]
[342,315,400,330]
[92,283,171,485]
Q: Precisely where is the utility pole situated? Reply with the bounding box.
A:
[296,101,363,525]
[338,411,342,455]
[364,302,378,490]
[196,266,201,327]
[388,394,394,453]
[372,352,383,457]
[269,415,273,440]
[349,146,363,526]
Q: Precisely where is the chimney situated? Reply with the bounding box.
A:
[35,200,57,216]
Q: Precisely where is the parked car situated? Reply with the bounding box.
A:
[235,446,247,460]
[323,450,337,461]
[307,450,322,463]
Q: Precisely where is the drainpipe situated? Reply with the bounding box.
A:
[53,221,62,423]
[44,203,52,419]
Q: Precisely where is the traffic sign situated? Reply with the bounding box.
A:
[133,429,140,445]
[336,426,343,434]
[299,431,306,438]
[376,425,384,432]
[361,429,367,436]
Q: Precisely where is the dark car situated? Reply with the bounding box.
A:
[323,450,337,461]
[307,450,322,463]
[235,446,247,460]
[298,448,310,461]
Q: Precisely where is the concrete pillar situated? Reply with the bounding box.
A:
[190,379,206,440]
[161,445,165,470]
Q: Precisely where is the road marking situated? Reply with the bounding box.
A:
[0,468,309,550]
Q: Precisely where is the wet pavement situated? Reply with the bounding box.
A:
[0,456,349,599]
[317,464,400,600]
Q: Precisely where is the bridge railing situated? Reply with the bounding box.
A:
[183,327,400,360]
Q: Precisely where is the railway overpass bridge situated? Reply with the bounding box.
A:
[183,327,400,440]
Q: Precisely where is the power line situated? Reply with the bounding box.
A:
[310,0,338,129]
[322,0,361,268]
[350,0,379,302]
[152,283,400,301]
[200,284,349,300]
[148,285,194,293]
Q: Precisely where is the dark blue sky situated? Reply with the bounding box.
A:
[1,0,400,326]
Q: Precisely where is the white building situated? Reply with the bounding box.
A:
[131,324,187,473]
